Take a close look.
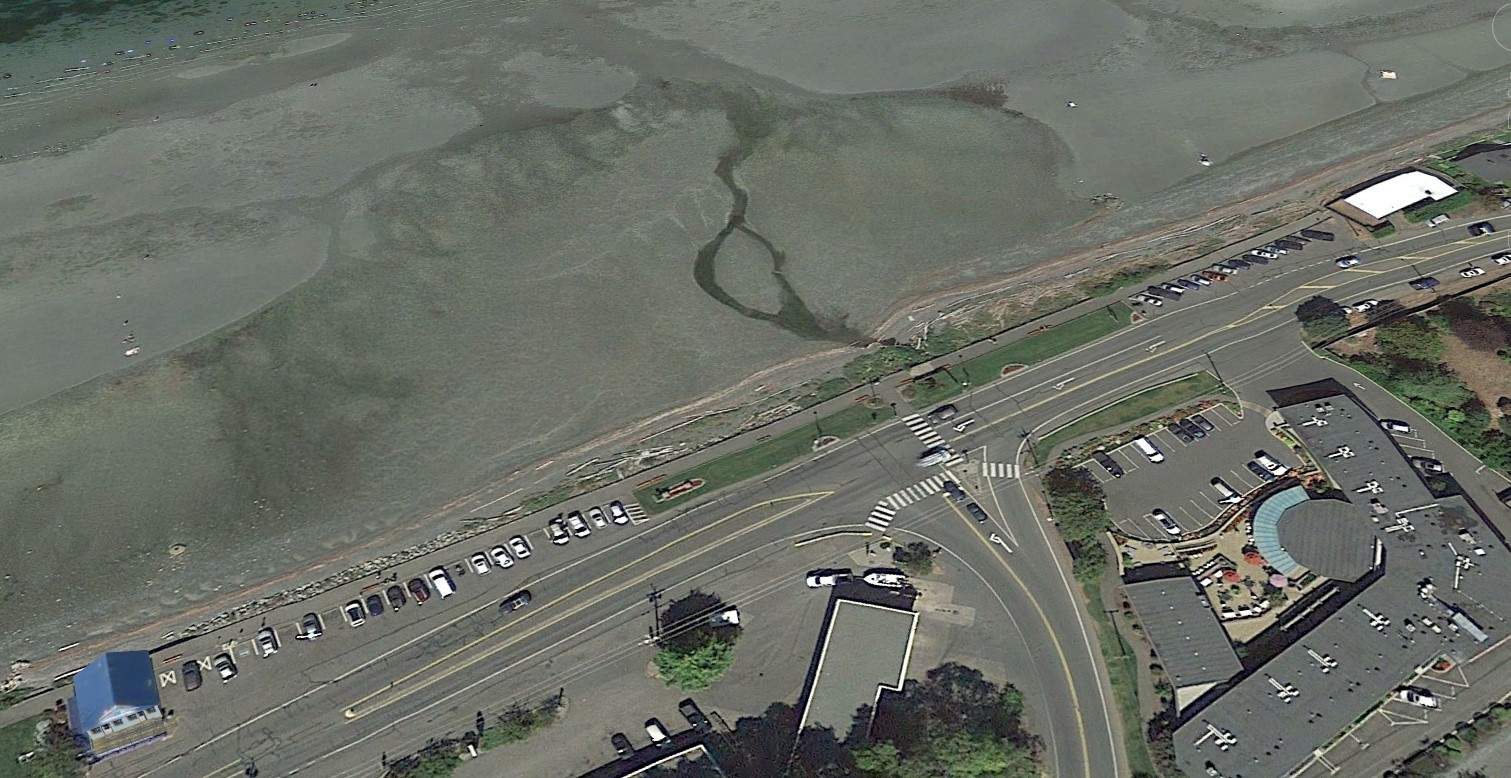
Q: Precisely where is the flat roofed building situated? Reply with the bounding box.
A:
[1123,572,1242,709]
[1174,381,1511,778]
[1341,170,1457,220]
[66,651,167,761]
[798,598,919,734]
[1454,143,1511,183]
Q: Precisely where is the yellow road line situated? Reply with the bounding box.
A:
[948,501,1092,778]
[794,530,871,546]
[342,492,831,719]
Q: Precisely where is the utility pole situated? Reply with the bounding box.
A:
[648,587,664,642]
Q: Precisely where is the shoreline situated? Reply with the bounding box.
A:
[11,105,1507,687]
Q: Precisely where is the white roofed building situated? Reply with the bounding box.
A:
[1329,169,1458,226]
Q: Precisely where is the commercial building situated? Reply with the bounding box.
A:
[1453,143,1511,183]
[66,651,167,761]
[1123,567,1243,710]
[1174,380,1511,778]
[797,596,919,735]
[1328,169,1459,226]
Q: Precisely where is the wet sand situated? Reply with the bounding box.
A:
[2,0,1511,665]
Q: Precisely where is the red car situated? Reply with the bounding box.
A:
[407,577,431,604]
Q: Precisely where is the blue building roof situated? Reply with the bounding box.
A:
[73,652,159,730]
[1252,486,1309,578]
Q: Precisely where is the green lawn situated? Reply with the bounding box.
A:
[1082,589,1158,778]
[634,403,895,513]
[0,717,44,778]
[1032,372,1228,461]
[907,304,1134,409]
[1403,189,1477,223]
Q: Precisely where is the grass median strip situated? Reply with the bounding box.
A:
[634,403,895,513]
[1082,586,1158,778]
[907,303,1134,409]
[1032,372,1230,461]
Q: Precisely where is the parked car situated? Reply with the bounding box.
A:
[548,518,571,545]
[608,501,630,524]
[1249,249,1278,259]
[1175,278,1201,290]
[1468,221,1497,236]
[1245,460,1276,482]
[1395,687,1440,708]
[1092,450,1124,478]
[1412,457,1446,474]
[1254,450,1289,476]
[1227,257,1252,269]
[566,512,592,538]
[611,733,634,759]
[1209,262,1238,273]
[256,626,279,657]
[407,577,432,604]
[587,506,609,528]
[1188,274,1212,286]
[386,585,407,611]
[1199,270,1228,281]
[214,653,237,683]
[428,566,457,598]
[646,719,671,747]
[298,611,325,640]
[1189,413,1215,432]
[1244,253,1270,265]
[1273,239,1305,251]
[1211,477,1242,504]
[1380,419,1413,434]
[1179,418,1206,440]
[498,589,533,613]
[1409,276,1440,290]
[942,480,967,502]
[1166,422,1195,443]
[1299,228,1335,241]
[965,502,990,522]
[1335,255,1361,268]
[182,661,203,692]
[509,534,534,558]
[1462,266,1487,277]
[469,551,491,575]
[1151,509,1181,536]
[1159,282,1186,296]
[1493,252,1511,265]
[365,594,385,617]
[806,569,851,587]
[679,699,713,734]
[1137,294,1164,307]
[344,600,366,627]
[1347,299,1380,313]
[488,545,514,569]
[928,404,959,422]
[1427,214,1451,227]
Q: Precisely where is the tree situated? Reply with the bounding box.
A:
[1042,466,1111,582]
[892,541,936,576]
[660,590,740,652]
[654,637,735,691]
[1294,296,1349,343]
[1375,315,1446,364]
[862,663,1040,778]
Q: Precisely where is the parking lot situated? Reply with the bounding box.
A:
[1084,405,1303,541]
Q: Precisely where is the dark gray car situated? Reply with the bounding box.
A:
[1166,422,1194,443]
[942,481,967,502]
[1092,451,1124,478]
[1178,418,1206,440]
[965,502,990,522]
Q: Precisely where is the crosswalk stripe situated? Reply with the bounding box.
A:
[625,502,647,520]
[866,504,898,531]
[902,414,945,447]
[979,462,1018,479]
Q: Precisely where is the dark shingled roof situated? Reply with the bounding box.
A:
[1276,499,1376,582]
[1124,575,1242,689]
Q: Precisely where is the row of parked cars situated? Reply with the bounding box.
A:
[611,699,713,758]
[1131,230,1343,308]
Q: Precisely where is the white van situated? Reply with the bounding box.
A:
[428,567,457,599]
[1132,436,1165,464]
[1210,477,1242,504]
[916,446,953,467]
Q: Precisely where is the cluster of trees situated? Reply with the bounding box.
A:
[891,541,937,577]
[1335,300,1511,472]
[1042,466,1113,584]
[650,663,1040,778]
[384,696,564,778]
[654,591,742,691]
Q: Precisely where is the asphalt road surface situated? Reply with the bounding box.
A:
[87,216,1511,778]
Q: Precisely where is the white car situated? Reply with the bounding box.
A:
[256,627,279,657]
[1253,450,1289,477]
[1249,250,1279,259]
[1261,245,1287,254]
[488,545,514,569]
[1395,688,1440,709]
[1350,299,1380,313]
[1159,282,1185,295]
[509,534,534,558]
[1210,263,1238,273]
[214,653,238,683]
[1188,274,1212,286]
[547,519,570,546]
[1380,419,1413,434]
[1139,294,1164,307]
[805,569,850,587]
[343,600,366,627]
[1493,252,1511,265]
[566,511,592,538]
[1335,255,1361,268]
[469,552,491,575]
[1462,266,1486,277]
[587,506,608,528]
[608,501,630,525]
[1151,509,1181,536]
